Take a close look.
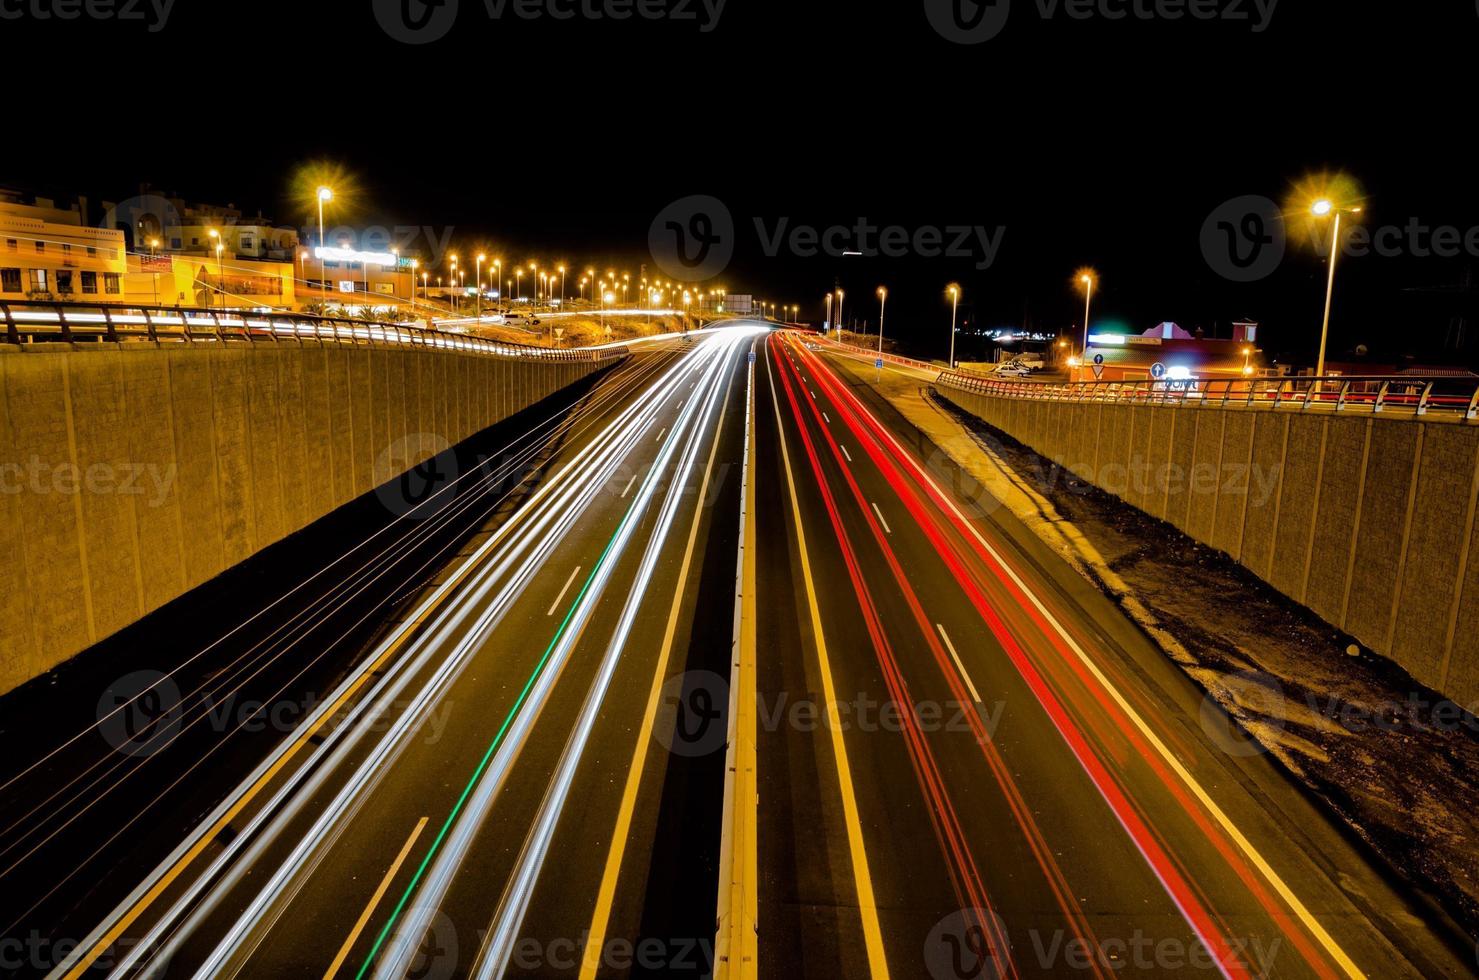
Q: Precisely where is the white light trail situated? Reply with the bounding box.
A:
[469,332,749,979]
[370,333,752,979]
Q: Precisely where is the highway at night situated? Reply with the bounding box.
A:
[0,326,1470,978]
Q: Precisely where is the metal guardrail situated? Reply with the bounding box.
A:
[804,333,945,373]
[0,301,629,362]
[937,371,1479,421]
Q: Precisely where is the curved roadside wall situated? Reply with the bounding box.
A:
[0,340,623,695]
[935,385,1479,707]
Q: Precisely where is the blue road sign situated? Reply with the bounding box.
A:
[875,358,884,369]
[1150,362,1167,380]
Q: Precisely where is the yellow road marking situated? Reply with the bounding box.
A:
[60,366,658,978]
[547,566,582,617]
[767,344,891,979]
[323,817,428,980]
[848,363,1365,980]
[61,587,453,980]
[716,346,759,979]
[579,360,739,979]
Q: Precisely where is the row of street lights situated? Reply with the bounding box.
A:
[309,183,728,325]
[813,187,1357,379]
[821,282,965,368]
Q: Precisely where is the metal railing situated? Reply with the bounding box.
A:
[936,371,1479,421]
[0,300,629,362]
[804,332,946,373]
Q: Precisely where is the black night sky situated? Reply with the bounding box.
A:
[7,0,1479,365]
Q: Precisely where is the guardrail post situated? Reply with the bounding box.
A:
[101,307,118,343]
[1416,381,1434,416]
[56,303,73,343]
[1375,380,1391,414]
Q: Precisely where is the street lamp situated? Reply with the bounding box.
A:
[876,286,887,359]
[316,186,332,306]
[946,283,961,369]
[836,289,845,334]
[148,238,162,306]
[476,254,485,320]
[1311,198,1362,379]
[493,259,503,310]
[1076,269,1097,376]
[207,229,223,309]
[557,264,566,309]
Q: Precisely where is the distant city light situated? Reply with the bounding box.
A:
[314,246,398,266]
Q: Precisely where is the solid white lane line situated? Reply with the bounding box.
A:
[840,445,853,463]
[620,472,639,498]
[871,502,892,535]
[547,567,582,617]
[935,624,982,704]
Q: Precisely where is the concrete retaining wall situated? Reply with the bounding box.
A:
[936,387,1479,706]
[0,340,618,694]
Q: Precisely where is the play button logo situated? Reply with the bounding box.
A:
[373,0,459,44]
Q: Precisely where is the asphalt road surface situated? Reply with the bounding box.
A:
[0,325,1473,979]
